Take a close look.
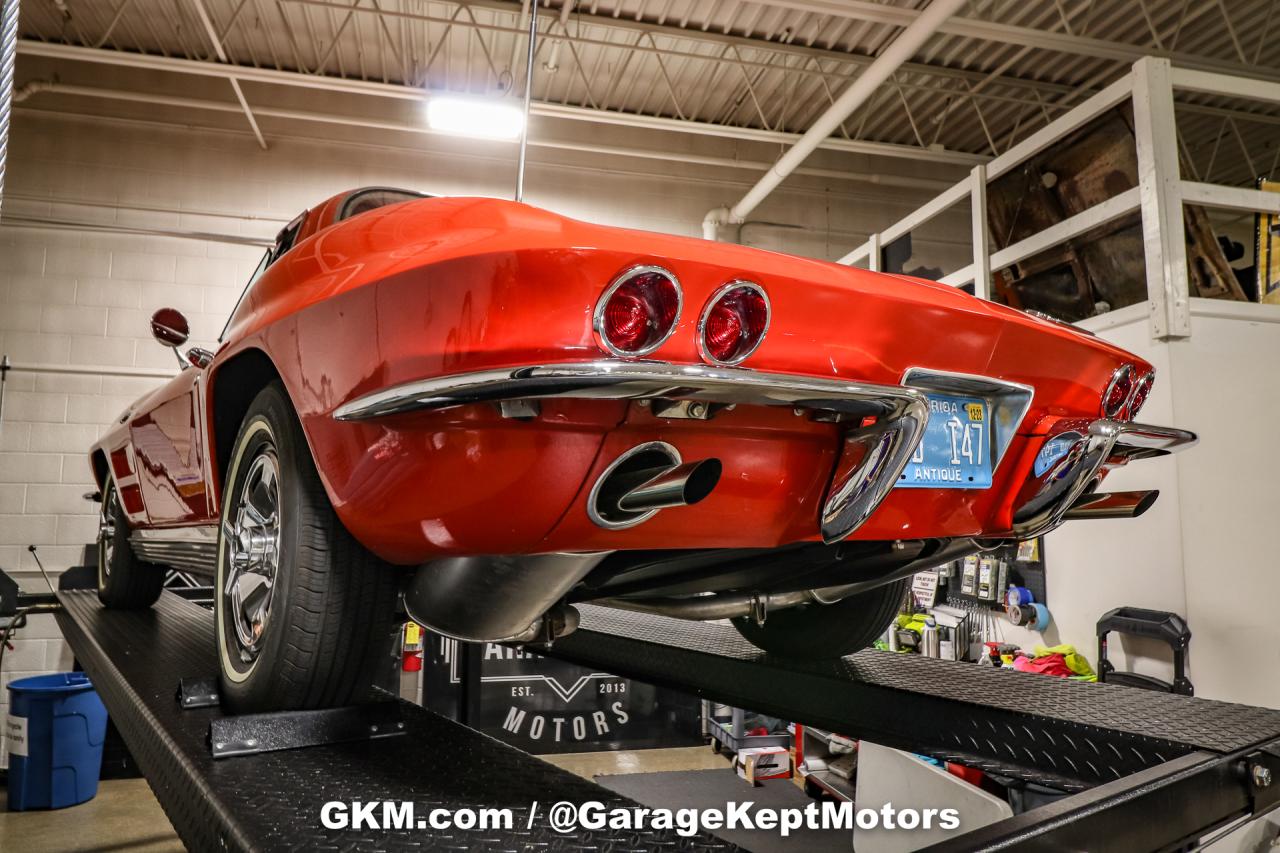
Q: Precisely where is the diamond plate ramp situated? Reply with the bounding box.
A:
[56,591,739,853]
[542,605,1280,791]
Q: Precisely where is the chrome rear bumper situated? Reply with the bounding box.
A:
[333,360,930,544]
[333,360,928,422]
[1012,420,1197,538]
[332,361,1196,545]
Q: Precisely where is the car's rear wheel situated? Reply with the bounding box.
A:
[97,480,165,609]
[215,382,399,713]
[730,578,909,659]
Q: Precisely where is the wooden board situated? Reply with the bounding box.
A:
[986,106,1247,320]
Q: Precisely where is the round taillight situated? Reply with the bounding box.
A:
[698,282,770,365]
[1101,364,1133,418]
[594,265,682,357]
[1127,371,1154,420]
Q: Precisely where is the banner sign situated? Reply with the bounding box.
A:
[421,633,702,754]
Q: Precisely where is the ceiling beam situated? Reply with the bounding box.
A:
[715,0,967,230]
[191,0,267,148]
[16,39,988,165]
[285,0,1084,100]
[761,0,1280,83]
[19,81,954,190]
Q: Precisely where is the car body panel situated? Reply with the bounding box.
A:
[91,191,1158,566]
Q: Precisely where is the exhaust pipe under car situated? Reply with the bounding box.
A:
[1063,489,1160,520]
[596,583,864,623]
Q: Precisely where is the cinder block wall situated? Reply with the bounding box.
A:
[0,109,965,747]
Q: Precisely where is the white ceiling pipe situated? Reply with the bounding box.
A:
[702,0,966,241]
[543,1,575,73]
[12,77,52,103]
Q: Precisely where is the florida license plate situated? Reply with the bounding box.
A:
[896,393,993,489]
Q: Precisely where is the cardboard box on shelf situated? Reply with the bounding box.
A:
[735,746,792,785]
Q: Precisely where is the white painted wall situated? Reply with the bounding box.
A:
[0,107,967,747]
[1169,304,1280,708]
[1001,300,1280,711]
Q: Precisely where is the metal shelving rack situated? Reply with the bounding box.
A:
[794,724,857,803]
[703,702,792,756]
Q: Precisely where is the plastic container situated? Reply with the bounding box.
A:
[6,672,108,810]
[921,617,940,658]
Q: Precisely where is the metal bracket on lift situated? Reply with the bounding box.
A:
[178,672,409,759]
[208,700,407,759]
[1243,741,1280,816]
[0,567,62,628]
[177,676,220,709]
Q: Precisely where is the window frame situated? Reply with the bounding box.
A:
[335,187,427,223]
[217,211,306,343]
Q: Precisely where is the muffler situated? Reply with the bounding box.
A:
[1063,489,1159,520]
[403,552,608,643]
[588,441,722,529]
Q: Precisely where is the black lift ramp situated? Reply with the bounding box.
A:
[54,590,1280,852]
[542,605,1280,851]
[54,591,736,853]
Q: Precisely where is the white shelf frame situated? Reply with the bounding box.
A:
[838,57,1280,341]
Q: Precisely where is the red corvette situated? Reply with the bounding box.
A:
[89,187,1196,711]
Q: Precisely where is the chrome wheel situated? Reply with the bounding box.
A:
[98,485,117,580]
[223,447,281,664]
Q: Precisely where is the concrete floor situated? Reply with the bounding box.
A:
[0,746,724,851]
[0,778,184,853]
[541,744,728,779]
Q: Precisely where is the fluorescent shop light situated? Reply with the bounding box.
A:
[426,97,525,141]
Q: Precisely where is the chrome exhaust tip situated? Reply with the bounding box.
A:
[617,459,722,512]
[588,442,722,529]
[1064,489,1160,520]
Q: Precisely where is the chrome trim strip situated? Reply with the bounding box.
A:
[132,526,218,543]
[696,280,771,366]
[1023,309,1098,337]
[130,526,218,576]
[592,264,683,358]
[900,367,1034,474]
[1107,421,1198,460]
[1013,420,1196,538]
[1101,363,1134,418]
[1127,370,1155,418]
[333,360,929,422]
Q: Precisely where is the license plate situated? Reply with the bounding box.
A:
[896,393,993,489]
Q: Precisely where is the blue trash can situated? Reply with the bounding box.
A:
[6,672,108,810]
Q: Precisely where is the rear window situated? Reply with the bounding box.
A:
[338,188,426,221]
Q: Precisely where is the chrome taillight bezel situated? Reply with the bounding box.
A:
[1127,370,1155,419]
[592,264,683,358]
[696,280,771,366]
[1101,364,1134,419]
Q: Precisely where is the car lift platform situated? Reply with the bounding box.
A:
[51,590,1280,852]
[53,591,737,853]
